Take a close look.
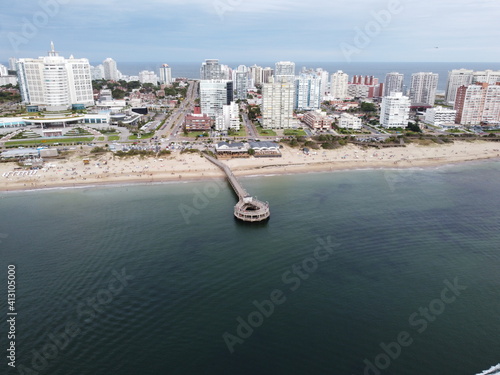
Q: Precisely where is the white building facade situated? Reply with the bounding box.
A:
[409,72,439,106]
[339,113,362,130]
[380,92,410,128]
[17,43,94,110]
[294,73,321,110]
[424,106,457,126]
[262,79,295,129]
[159,64,172,84]
[330,70,349,99]
[384,72,404,97]
[200,80,234,118]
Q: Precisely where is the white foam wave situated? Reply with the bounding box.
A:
[476,364,500,375]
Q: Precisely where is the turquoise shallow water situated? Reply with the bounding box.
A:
[1,161,500,375]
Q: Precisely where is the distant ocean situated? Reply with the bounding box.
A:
[2,160,500,375]
[105,61,500,91]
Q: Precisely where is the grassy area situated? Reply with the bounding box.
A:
[284,129,307,136]
[185,131,210,138]
[228,127,247,137]
[257,127,277,136]
[97,137,105,141]
[5,137,94,146]
[108,135,120,141]
[128,132,154,140]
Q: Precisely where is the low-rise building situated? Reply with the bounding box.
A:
[424,106,457,126]
[338,113,362,130]
[184,113,214,131]
[302,110,332,130]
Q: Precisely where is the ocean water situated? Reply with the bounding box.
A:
[109,61,500,91]
[1,161,500,375]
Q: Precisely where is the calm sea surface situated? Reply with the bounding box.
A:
[1,161,500,375]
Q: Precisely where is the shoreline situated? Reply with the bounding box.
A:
[1,141,499,193]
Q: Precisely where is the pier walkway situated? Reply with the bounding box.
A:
[203,154,270,222]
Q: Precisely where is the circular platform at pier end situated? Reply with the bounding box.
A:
[234,199,270,222]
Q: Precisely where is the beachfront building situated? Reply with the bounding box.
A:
[215,142,249,158]
[380,92,410,128]
[200,80,233,118]
[301,110,331,131]
[409,72,439,107]
[384,72,404,97]
[294,73,321,110]
[339,113,362,130]
[159,64,172,85]
[248,141,281,157]
[445,69,474,105]
[424,106,457,126]
[262,78,295,129]
[455,82,500,125]
[330,70,349,99]
[17,42,94,111]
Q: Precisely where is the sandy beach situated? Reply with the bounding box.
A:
[1,141,500,192]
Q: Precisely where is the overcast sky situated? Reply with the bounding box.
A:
[1,0,499,63]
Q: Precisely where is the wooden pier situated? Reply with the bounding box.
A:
[203,154,270,222]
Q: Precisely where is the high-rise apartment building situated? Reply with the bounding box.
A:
[294,73,321,110]
[384,72,404,96]
[200,59,223,80]
[445,69,474,105]
[91,65,105,80]
[454,83,500,125]
[159,64,172,84]
[8,58,18,72]
[262,67,274,84]
[234,71,249,100]
[17,42,94,110]
[249,65,263,86]
[472,70,500,85]
[380,92,410,128]
[199,80,234,118]
[274,61,295,83]
[103,58,118,81]
[330,70,349,99]
[409,72,439,106]
[262,79,295,129]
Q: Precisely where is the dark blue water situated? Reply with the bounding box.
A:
[107,62,500,91]
[1,162,500,375]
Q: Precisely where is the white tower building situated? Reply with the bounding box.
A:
[330,70,349,99]
[380,92,410,128]
[17,42,94,110]
[409,72,439,106]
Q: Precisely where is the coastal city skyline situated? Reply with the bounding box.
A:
[2,2,500,375]
[1,0,499,62]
